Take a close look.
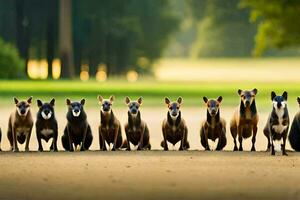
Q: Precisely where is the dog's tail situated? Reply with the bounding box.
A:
[121,139,128,149]
[0,128,2,151]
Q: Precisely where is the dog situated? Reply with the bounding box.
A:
[264,91,289,156]
[124,96,151,150]
[61,99,93,151]
[230,89,258,151]
[35,99,58,151]
[200,96,226,150]
[161,97,189,151]
[289,97,300,151]
[98,95,124,151]
[7,97,34,152]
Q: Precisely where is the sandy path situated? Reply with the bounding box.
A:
[1,106,300,199]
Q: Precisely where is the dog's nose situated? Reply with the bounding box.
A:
[44,110,50,115]
[245,100,250,106]
[171,112,177,116]
[277,102,282,108]
[20,110,26,114]
[74,109,80,113]
[211,110,216,115]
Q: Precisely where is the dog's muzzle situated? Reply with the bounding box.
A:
[72,109,81,117]
[42,110,52,120]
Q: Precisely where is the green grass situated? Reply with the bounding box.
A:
[1,80,300,110]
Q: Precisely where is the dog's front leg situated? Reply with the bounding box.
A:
[80,125,88,151]
[36,129,43,152]
[282,132,288,156]
[179,129,185,151]
[25,127,32,152]
[162,128,168,151]
[12,128,19,152]
[137,124,145,150]
[112,126,119,151]
[52,129,58,152]
[67,126,74,152]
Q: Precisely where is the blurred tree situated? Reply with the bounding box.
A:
[241,0,300,56]
[187,0,256,57]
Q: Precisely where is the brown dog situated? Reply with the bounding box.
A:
[161,97,189,151]
[200,96,226,150]
[98,95,124,151]
[230,89,259,151]
[124,96,151,150]
[7,97,34,152]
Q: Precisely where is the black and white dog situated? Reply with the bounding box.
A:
[263,91,289,156]
[62,99,93,151]
[36,99,58,151]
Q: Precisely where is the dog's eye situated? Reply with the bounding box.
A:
[176,107,179,109]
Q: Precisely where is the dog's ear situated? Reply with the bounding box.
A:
[297,97,300,105]
[238,89,242,96]
[217,96,223,103]
[27,96,33,104]
[14,97,19,104]
[177,97,183,105]
[50,98,55,106]
[203,97,208,103]
[80,99,85,106]
[282,91,288,101]
[98,95,103,103]
[164,97,170,105]
[37,100,43,108]
[66,99,71,106]
[252,88,258,95]
[109,95,115,104]
[125,96,131,105]
[271,91,276,100]
[137,97,143,105]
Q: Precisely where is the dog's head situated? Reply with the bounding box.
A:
[14,97,32,117]
[125,96,142,115]
[165,97,182,118]
[271,91,287,110]
[98,95,114,112]
[66,98,85,117]
[238,88,257,108]
[203,96,222,117]
[37,98,55,120]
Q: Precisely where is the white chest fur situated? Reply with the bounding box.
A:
[272,108,288,134]
[40,129,54,137]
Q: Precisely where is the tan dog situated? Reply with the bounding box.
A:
[161,97,189,151]
[7,97,34,152]
[124,97,151,150]
[230,89,259,151]
[98,95,124,151]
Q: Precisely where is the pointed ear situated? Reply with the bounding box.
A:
[217,96,223,103]
[98,95,103,103]
[50,98,55,106]
[252,88,258,95]
[125,96,131,105]
[66,99,71,105]
[27,96,33,104]
[37,100,43,108]
[14,97,19,104]
[109,95,115,103]
[282,91,288,101]
[238,89,242,95]
[177,97,183,105]
[297,97,300,105]
[203,97,208,103]
[165,97,170,105]
[271,91,276,100]
[137,97,143,105]
[80,99,85,106]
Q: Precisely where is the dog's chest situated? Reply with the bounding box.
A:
[16,126,31,135]
[272,109,288,134]
[40,128,54,137]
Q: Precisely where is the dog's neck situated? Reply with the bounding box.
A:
[240,100,257,119]
[128,111,141,128]
[15,109,30,121]
[167,111,181,127]
[207,110,220,128]
[101,109,114,127]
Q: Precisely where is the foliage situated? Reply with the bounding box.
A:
[241,0,300,56]
[0,38,25,79]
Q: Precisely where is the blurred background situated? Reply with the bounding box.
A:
[0,0,300,151]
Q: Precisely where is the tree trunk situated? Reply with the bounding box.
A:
[59,0,75,79]
[47,17,54,79]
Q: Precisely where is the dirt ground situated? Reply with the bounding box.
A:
[1,106,300,200]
